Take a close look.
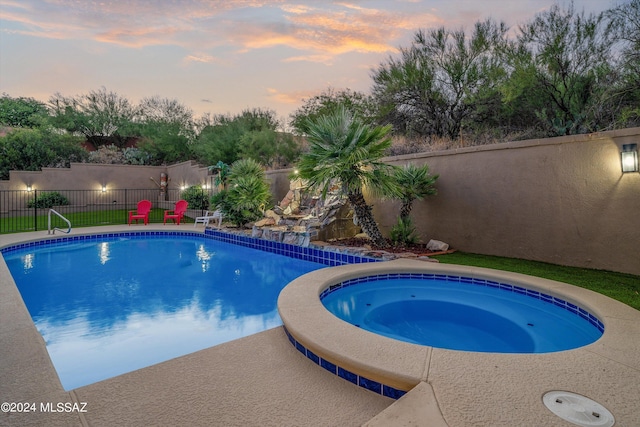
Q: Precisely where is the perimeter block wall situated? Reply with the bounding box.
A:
[267,128,640,276]
[1,128,638,275]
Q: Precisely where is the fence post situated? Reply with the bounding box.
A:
[33,189,38,231]
[202,186,206,217]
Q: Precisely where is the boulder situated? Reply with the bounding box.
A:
[426,239,449,252]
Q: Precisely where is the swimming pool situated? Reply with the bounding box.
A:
[320,274,603,353]
[1,231,378,390]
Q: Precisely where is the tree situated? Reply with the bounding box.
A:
[504,3,616,135]
[394,163,438,219]
[0,94,49,128]
[48,87,137,147]
[0,128,86,179]
[604,0,640,128]
[238,130,300,169]
[372,19,508,139]
[297,106,401,247]
[120,97,196,165]
[137,96,194,130]
[192,108,296,167]
[290,88,376,134]
[136,121,192,165]
[608,0,640,70]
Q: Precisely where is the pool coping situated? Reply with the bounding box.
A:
[1,226,639,426]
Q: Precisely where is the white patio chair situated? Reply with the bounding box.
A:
[193,209,223,228]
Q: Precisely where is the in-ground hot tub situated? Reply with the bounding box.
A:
[319,272,603,353]
[277,259,608,398]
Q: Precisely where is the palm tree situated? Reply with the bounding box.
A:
[297,106,400,247]
[395,163,438,219]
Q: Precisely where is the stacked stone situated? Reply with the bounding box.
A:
[251,178,352,246]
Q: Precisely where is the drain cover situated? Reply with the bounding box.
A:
[543,391,614,427]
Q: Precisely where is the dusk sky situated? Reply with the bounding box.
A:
[0,0,615,124]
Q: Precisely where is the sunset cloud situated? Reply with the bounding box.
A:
[183,53,218,64]
[0,0,437,59]
[0,0,608,120]
[267,87,318,105]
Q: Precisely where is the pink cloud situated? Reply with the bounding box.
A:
[267,87,318,105]
[0,1,440,61]
[94,26,182,48]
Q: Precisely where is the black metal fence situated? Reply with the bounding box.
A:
[0,188,215,234]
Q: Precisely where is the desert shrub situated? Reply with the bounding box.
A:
[122,147,152,165]
[86,144,125,164]
[181,185,209,210]
[390,217,419,246]
[210,159,271,227]
[27,191,70,208]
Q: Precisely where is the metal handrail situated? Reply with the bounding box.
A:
[48,209,72,235]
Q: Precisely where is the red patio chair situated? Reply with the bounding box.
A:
[128,200,152,225]
[164,199,188,225]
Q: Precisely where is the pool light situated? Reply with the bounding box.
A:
[621,143,638,173]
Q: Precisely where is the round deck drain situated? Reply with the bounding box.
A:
[543,391,614,427]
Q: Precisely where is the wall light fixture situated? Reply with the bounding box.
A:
[621,143,639,173]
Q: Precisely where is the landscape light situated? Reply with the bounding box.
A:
[621,144,639,173]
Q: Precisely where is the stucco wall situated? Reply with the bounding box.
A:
[376,128,639,276]
[0,130,638,275]
[264,128,639,275]
[166,161,211,190]
[0,161,211,192]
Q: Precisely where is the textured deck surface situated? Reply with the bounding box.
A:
[1,225,639,426]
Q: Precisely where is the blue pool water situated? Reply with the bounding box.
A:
[321,276,603,353]
[4,234,324,390]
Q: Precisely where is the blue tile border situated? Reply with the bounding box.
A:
[1,229,382,267]
[319,273,605,333]
[203,229,381,266]
[0,230,203,255]
[283,326,407,400]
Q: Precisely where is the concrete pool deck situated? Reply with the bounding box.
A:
[1,225,639,426]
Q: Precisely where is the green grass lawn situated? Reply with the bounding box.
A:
[432,252,640,311]
[0,208,195,233]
